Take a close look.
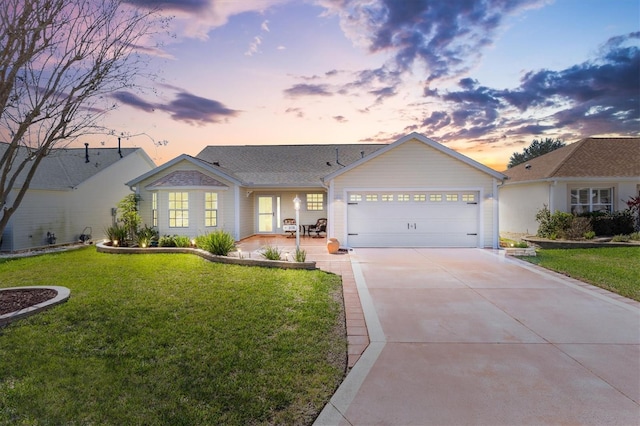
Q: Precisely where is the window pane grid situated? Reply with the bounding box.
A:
[306,193,324,211]
[168,192,189,228]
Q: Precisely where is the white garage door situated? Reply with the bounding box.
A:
[347,191,479,247]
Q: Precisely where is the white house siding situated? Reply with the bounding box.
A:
[1,151,154,251]
[328,138,497,248]
[499,178,640,236]
[499,182,550,236]
[134,159,237,240]
[71,150,155,243]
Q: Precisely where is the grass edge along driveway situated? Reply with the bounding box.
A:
[522,246,640,302]
[0,247,347,425]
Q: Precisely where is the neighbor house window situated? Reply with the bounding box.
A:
[205,192,218,227]
[571,188,613,214]
[168,192,189,228]
[306,193,324,211]
[152,192,158,227]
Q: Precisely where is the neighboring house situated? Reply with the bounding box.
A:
[0,143,156,252]
[499,137,640,236]
[127,133,506,248]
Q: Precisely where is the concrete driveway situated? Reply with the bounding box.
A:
[315,248,640,425]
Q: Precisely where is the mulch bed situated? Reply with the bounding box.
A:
[0,288,58,315]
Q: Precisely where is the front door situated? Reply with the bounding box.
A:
[258,196,276,233]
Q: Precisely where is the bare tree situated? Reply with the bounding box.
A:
[0,0,166,239]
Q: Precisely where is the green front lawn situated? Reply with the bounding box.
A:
[523,247,640,301]
[0,248,346,425]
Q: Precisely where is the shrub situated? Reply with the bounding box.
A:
[158,235,177,247]
[173,235,192,248]
[564,216,592,240]
[294,248,307,262]
[611,234,630,242]
[135,225,158,248]
[583,231,596,240]
[261,245,282,261]
[586,211,635,236]
[195,231,236,256]
[116,194,141,242]
[630,232,640,241]
[105,225,128,246]
[535,205,574,239]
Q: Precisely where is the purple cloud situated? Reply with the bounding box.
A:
[113,90,240,125]
[124,0,209,13]
[325,0,546,83]
[424,32,640,139]
[283,84,333,98]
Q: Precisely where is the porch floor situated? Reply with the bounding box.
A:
[236,234,368,368]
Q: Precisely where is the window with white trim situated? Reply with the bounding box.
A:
[349,194,362,202]
[446,194,458,202]
[429,194,442,202]
[381,194,394,202]
[152,192,158,227]
[413,194,426,202]
[168,192,189,228]
[205,192,218,227]
[462,194,476,202]
[365,194,378,202]
[397,194,410,202]
[306,193,324,211]
[571,188,613,214]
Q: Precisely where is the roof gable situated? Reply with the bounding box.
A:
[323,132,506,181]
[146,170,229,189]
[503,137,640,183]
[126,154,243,187]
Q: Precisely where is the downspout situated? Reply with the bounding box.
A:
[234,186,240,241]
[495,177,507,249]
[549,180,557,213]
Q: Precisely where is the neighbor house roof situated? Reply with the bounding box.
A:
[502,137,640,183]
[196,144,387,187]
[0,142,148,190]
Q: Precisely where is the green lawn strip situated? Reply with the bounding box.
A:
[522,247,640,301]
[0,248,347,425]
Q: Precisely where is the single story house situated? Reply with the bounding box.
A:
[127,133,506,248]
[499,137,640,236]
[0,143,156,252]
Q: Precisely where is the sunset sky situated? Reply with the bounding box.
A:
[96,0,639,170]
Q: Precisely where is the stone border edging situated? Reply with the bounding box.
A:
[96,242,317,270]
[0,286,70,326]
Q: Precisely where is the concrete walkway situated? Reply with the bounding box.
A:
[315,248,640,425]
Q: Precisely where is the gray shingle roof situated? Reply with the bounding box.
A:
[0,143,142,190]
[503,137,640,183]
[196,144,387,186]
